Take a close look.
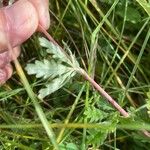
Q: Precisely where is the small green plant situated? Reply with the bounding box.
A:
[25,35,129,117]
[26,37,79,99]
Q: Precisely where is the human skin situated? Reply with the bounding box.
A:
[0,0,50,84]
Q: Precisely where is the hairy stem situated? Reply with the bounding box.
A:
[38,24,150,138]
[77,68,129,117]
[38,25,129,117]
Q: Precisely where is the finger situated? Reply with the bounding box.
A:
[0,63,13,85]
[0,46,20,68]
[29,0,50,30]
[4,63,13,80]
[0,0,38,52]
[0,51,10,68]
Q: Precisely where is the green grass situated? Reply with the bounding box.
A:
[1,0,150,149]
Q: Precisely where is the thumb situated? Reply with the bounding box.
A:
[0,0,38,52]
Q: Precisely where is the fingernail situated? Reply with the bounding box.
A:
[29,0,50,30]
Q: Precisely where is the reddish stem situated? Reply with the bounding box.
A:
[38,24,58,46]
[38,25,129,117]
[38,24,150,137]
[78,68,129,117]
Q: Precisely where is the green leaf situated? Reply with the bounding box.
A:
[25,59,71,79]
[26,38,80,98]
[136,0,150,16]
[87,129,108,146]
[59,143,78,150]
[38,71,76,99]
[26,59,76,99]
[62,41,80,68]
[39,37,69,63]
[66,143,78,150]
[84,106,108,122]
[39,37,79,68]
[101,0,117,5]
[116,6,141,23]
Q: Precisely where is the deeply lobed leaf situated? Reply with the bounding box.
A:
[25,59,72,79]
[38,70,76,99]
[26,38,79,98]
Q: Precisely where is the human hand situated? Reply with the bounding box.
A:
[0,0,50,84]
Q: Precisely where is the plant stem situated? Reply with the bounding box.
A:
[56,84,85,144]
[39,25,129,117]
[7,44,59,150]
[37,24,150,137]
[1,122,150,131]
[77,68,129,117]
[2,12,58,148]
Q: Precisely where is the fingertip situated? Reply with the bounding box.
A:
[5,0,39,46]
[0,0,39,51]
[29,0,50,30]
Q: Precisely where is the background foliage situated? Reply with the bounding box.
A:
[1,0,150,149]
